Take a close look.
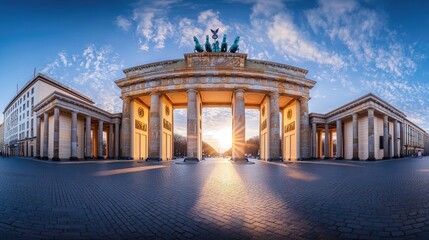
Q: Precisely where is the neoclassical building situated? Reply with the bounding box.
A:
[310,94,429,160]
[3,53,428,161]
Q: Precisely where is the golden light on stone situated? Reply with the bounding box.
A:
[94,165,166,176]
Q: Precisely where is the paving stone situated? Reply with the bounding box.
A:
[1,156,429,239]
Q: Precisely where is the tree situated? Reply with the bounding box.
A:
[173,134,187,157]
[245,135,260,157]
[173,134,219,157]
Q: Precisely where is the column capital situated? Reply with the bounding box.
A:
[121,95,131,101]
[149,91,161,96]
[234,88,246,94]
[186,89,198,94]
[269,92,279,97]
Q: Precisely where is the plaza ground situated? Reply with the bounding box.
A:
[1,157,429,239]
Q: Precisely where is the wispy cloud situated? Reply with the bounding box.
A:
[115,15,132,31]
[360,79,429,130]
[305,0,416,77]
[41,45,124,113]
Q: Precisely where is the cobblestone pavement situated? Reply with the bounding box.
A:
[1,156,429,239]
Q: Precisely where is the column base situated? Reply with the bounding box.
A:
[97,156,105,160]
[335,157,343,160]
[146,157,162,161]
[323,157,331,160]
[351,157,360,161]
[366,157,376,161]
[34,156,41,159]
[42,156,49,160]
[231,158,254,164]
[184,157,200,162]
[393,155,399,159]
[382,157,391,160]
[268,157,283,162]
[51,157,60,161]
[84,156,93,160]
[69,157,79,161]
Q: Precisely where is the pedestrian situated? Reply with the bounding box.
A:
[418,150,422,158]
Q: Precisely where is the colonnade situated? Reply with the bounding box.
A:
[35,107,120,161]
[119,89,309,162]
[311,108,403,160]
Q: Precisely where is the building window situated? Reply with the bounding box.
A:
[27,111,29,117]
[31,97,34,106]
[27,92,29,98]
[31,87,34,94]
[24,95,26,100]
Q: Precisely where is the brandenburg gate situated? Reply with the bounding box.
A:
[115,32,315,162]
[115,55,315,162]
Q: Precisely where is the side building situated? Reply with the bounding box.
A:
[309,93,429,160]
[3,74,121,160]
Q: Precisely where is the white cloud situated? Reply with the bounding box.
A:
[360,79,429,131]
[41,45,124,113]
[305,0,416,77]
[115,16,132,31]
[267,13,345,69]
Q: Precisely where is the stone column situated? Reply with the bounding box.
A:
[120,96,131,159]
[393,120,399,158]
[400,122,405,157]
[336,119,343,160]
[85,116,92,159]
[70,111,78,161]
[312,122,317,159]
[368,108,375,161]
[269,92,281,161]
[35,116,41,159]
[97,120,104,159]
[185,89,199,161]
[43,112,49,160]
[109,124,114,159]
[352,113,359,160]
[299,97,310,160]
[172,110,175,158]
[115,122,120,159]
[383,115,389,159]
[232,89,246,161]
[147,93,161,161]
[52,107,60,161]
[324,123,330,159]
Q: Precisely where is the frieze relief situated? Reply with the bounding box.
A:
[135,120,147,132]
[285,121,295,133]
[163,119,172,131]
[190,57,241,67]
[261,119,267,131]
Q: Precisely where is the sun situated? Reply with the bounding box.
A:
[215,128,232,150]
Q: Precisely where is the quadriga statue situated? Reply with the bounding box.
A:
[229,36,240,53]
[221,34,228,52]
[193,36,204,53]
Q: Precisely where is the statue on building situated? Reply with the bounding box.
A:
[205,35,212,52]
[193,29,240,53]
[193,36,204,53]
[221,34,228,52]
[229,36,240,53]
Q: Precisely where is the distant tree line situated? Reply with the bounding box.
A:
[173,134,219,157]
[224,135,260,157]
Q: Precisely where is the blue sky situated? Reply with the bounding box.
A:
[1,0,429,151]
